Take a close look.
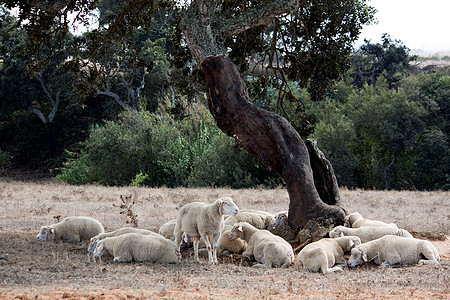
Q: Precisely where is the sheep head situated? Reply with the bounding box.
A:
[348,246,367,267]
[228,223,244,240]
[36,226,54,241]
[346,212,363,226]
[93,242,107,258]
[273,212,287,227]
[218,197,239,216]
[329,226,345,238]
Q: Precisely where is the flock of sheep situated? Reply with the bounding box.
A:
[36,197,441,273]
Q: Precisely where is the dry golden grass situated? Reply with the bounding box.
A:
[0,179,449,299]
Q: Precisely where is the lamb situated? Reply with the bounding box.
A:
[346,212,398,229]
[37,216,104,243]
[216,225,247,255]
[88,227,160,254]
[348,235,440,268]
[329,225,413,243]
[272,211,288,228]
[173,197,239,264]
[297,236,361,273]
[228,222,294,268]
[93,233,181,263]
[224,209,275,230]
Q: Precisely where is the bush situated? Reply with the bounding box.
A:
[59,109,280,187]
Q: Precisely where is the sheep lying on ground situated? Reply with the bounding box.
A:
[224,210,275,230]
[93,233,181,263]
[88,227,160,254]
[348,235,440,268]
[228,222,294,268]
[37,216,104,243]
[216,225,247,255]
[173,197,239,264]
[297,236,361,273]
[346,212,398,229]
[272,211,288,228]
[329,225,413,243]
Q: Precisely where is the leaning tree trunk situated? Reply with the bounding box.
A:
[200,55,346,234]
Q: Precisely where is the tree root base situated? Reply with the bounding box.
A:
[271,217,344,252]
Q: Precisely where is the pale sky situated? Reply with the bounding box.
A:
[355,0,450,52]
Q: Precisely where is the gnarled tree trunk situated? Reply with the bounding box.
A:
[200,55,346,232]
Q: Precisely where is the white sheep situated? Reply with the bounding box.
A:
[216,225,247,255]
[346,212,398,229]
[348,235,440,268]
[228,222,294,268]
[93,233,181,263]
[224,210,275,230]
[272,211,288,228]
[88,227,160,254]
[173,197,239,264]
[158,219,177,241]
[329,225,413,243]
[36,216,104,243]
[297,236,361,273]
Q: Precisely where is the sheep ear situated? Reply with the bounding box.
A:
[349,239,354,247]
[49,227,55,234]
[362,252,368,262]
[238,225,243,232]
[340,232,345,238]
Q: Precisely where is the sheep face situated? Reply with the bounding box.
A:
[93,242,107,259]
[228,224,243,240]
[347,236,362,250]
[348,247,367,267]
[273,213,287,227]
[219,198,239,216]
[329,227,344,239]
[36,226,54,241]
[88,238,98,254]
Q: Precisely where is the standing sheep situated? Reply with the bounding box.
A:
[348,235,440,268]
[228,222,294,268]
[173,197,239,264]
[346,212,398,229]
[93,233,181,263]
[37,216,104,244]
[329,225,413,243]
[88,227,161,254]
[297,236,361,273]
[224,210,275,230]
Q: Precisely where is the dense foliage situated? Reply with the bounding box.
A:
[0,3,448,190]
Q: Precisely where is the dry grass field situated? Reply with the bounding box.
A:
[0,179,449,299]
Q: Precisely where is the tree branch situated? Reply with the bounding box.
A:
[29,107,47,123]
[96,90,128,109]
[216,0,301,38]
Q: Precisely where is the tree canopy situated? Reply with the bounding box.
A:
[3,1,380,231]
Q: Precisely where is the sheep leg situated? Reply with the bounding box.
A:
[113,255,132,263]
[418,243,440,265]
[193,237,200,263]
[325,266,343,273]
[335,258,348,268]
[212,234,220,264]
[201,235,215,264]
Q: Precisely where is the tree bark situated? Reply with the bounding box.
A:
[200,55,345,229]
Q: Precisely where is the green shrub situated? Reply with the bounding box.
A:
[59,109,280,188]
